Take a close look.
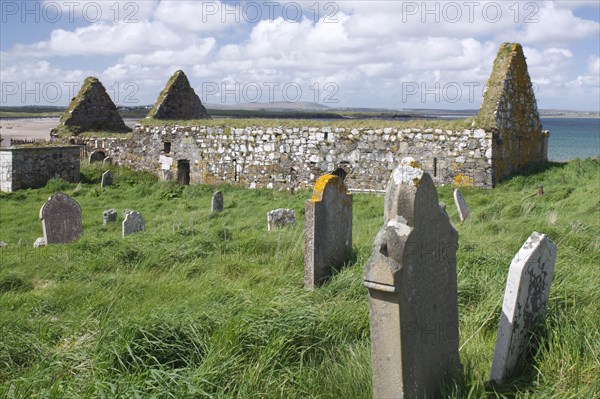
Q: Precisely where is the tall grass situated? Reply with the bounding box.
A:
[0,160,598,398]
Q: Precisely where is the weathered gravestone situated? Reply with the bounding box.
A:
[267,209,296,231]
[39,192,83,244]
[89,150,105,163]
[122,210,145,237]
[33,237,46,248]
[490,231,557,383]
[101,170,114,187]
[211,191,224,213]
[304,174,352,289]
[103,157,113,165]
[103,209,117,225]
[453,189,469,223]
[364,158,461,399]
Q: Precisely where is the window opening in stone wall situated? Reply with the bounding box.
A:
[177,159,190,185]
[433,157,438,177]
[163,142,171,153]
[324,132,329,141]
[233,159,240,182]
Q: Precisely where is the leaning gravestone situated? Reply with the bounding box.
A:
[89,150,105,163]
[39,192,83,244]
[103,156,113,165]
[101,170,114,187]
[364,158,461,399]
[453,189,469,223]
[122,210,145,237]
[211,191,224,213]
[267,209,296,231]
[304,174,352,289]
[490,232,557,383]
[103,209,117,225]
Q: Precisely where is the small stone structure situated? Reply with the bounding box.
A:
[267,209,296,231]
[0,146,80,192]
[453,189,469,223]
[33,237,46,248]
[89,150,106,163]
[364,158,461,398]
[304,174,352,289]
[490,232,557,383]
[101,170,114,187]
[211,191,224,212]
[103,209,117,225]
[146,70,210,120]
[122,210,145,237]
[39,192,83,244]
[53,76,131,136]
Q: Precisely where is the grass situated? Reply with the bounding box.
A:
[0,159,598,398]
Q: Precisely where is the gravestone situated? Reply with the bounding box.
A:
[364,158,461,399]
[103,157,113,165]
[490,232,557,383]
[267,209,296,231]
[101,170,114,187]
[122,210,145,237]
[103,209,117,225]
[39,192,83,244]
[33,237,46,248]
[453,189,469,223]
[89,150,105,163]
[211,191,224,212]
[304,174,352,289]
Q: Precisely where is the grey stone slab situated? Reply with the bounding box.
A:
[267,209,296,231]
[39,192,83,244]
[33,237,46,248]
[103,209,117,225]
[453,189,469,223]
[490,232,557,383]
[304,174,352,289]
[122,210,145,237]
[364,158,461,399]
[103,157,113,165]
[89,150,105,163]
[101,170,114,187]
[211,191,224,213]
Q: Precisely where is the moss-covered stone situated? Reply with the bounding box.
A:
[53,77,131,136]
[146,70,211,120]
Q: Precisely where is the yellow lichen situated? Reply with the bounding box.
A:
[453,174,474,188]
[309,174,338,202]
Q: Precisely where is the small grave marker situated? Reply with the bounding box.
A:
[101,170,114,187]
[267,209,296,231]
[89,150,105,163]
[453,189,469,223]
[122,210,145,237]
[103,209,117,225]
[211,191,224,212]
[39,192,83,244]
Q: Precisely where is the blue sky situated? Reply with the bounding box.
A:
[1,0,599,110]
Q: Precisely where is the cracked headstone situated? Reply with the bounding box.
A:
[211,191,224,213]
[304,174,352,289]
[122,210,145,237]
[39,192,83,244]
[267,209,296,231]
[453,189,469,223]
[490,232,556,383]
[147,70,211,120]
[103,209,117,225]
[101,170,114,187]
[364,157,461,399]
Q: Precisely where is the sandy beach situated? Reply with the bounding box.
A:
[0,118,140,146]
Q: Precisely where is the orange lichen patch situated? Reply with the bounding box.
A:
[412,177,421,186]
[453,174,474,188]
[309,174,338,202]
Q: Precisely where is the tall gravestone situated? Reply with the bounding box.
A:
[490,232,557,383]
[211,191,224,212]
[304,174,352,289]
[364,158,461,398]
[122,210,145,237]
[39,192,83,244]
[453,189,469,223]
[101,170,114,187]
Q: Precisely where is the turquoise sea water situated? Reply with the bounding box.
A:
[541,117,600,161]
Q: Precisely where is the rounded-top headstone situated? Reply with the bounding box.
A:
[39,192,83,244]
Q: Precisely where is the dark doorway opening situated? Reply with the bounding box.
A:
[177,160,190,185]
[163,142,171,153]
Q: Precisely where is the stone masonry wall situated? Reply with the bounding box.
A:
[0,146,80,192]
[75,125,494,190]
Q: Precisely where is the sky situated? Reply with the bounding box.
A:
[1,0,599,110]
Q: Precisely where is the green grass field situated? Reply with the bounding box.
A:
[0,160,598,398]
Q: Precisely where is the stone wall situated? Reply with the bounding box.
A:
[72,124,495,190]
[0,146,80,192]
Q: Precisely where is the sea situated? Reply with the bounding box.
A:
[541,117,599,162]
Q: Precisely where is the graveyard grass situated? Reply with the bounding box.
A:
[0,159,598,398]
